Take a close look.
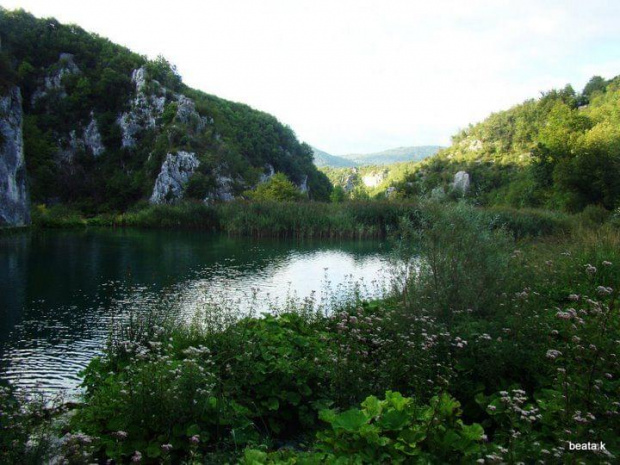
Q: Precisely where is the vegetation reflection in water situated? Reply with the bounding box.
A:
[0,229,394,395]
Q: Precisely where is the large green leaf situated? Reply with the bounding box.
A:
[331,409,369,432]
[384,391,410,411]
[377,409,410,431]
[361,395,382,418]
[146,442,162,458]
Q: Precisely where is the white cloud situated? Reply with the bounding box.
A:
[2,0,620,153]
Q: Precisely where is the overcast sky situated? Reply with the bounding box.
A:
[3,0,620,154]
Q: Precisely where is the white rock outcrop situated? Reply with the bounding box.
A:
[57,113,106,162]
[298,175,309,194]
[83,113,105,157]
[119,67,211,148]
[0,87,30,226]
[31,53,81,105]
[453,171,471,194]
[259,164,275,183]
[467,139,483,152]
[150,151,200,204]
[342,173,357,193]
[118,67,166,148]
[175,95,208,133]
[212,175,235,202]
[362,170,387,188]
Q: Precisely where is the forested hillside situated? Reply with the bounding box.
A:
[392,77,620,212]
[0,8,330,219]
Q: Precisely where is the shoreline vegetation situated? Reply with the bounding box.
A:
[2,202,619,463]
[25,200,574,240]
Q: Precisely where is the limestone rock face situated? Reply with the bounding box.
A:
[118,67,166,148]
[118,67,212,148]
[453,171,471,194]
[150,151,200,204]
[31,53,81,105]
[362,170,387,188]
[83,114,105,157]
[343,173,357,193]
[298,175,309,194]
[175,95,209,133]
[259,164,275,183]
[0,87,30,226]
[467,139,483,152]
[212,175,235,202]
[57,113,105,162]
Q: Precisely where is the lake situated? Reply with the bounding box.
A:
[0,229,394,396]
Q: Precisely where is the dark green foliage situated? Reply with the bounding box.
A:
[184,172,214,200]
[579,75,608,105]
[393,76,620,214]
[315,392,484,463]
[329,185,346,203]
[0,7,330,214]
[0,51,16,92]
[22,115,58,201]
[144,55,182,92]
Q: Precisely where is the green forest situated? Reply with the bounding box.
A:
[0,7,331,216]
[391,78,620,213]
[323,77,620,219]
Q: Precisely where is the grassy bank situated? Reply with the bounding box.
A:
[3,203,618,463]
[29,200,573,239]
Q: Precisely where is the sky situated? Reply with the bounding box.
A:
[2,0,620,154]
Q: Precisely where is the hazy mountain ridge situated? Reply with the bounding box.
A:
[312,145,442,168]
[311,147,357,168]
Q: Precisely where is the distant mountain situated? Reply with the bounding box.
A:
[312,145,442,168]
[341,146,443,165]
[311,147,357,168]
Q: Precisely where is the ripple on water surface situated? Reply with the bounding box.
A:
[0,231,394,396]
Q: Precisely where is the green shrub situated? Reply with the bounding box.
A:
[316,391,485,463]
[242,391,486,464]
[576,204,610,228]
[244,173,305,202]
[30,204,86,228]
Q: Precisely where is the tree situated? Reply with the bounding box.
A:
[580,76,607,105]
[245,173,304,202]
[145,55,182,91]
[330,185,346,203]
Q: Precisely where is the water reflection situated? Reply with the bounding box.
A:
[0,229,392,395]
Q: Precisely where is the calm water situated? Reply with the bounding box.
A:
[0,229,393,395]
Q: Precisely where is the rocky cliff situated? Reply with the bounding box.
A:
[0,8,332,215]
[150,151,200,204]
[0,86,30,226]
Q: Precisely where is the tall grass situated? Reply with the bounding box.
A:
[29,200,574,239]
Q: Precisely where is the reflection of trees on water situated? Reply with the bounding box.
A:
[0,234,29,343]
[0,230,390,392]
